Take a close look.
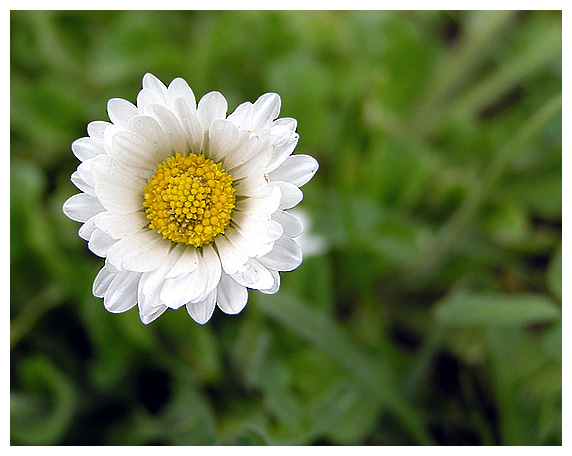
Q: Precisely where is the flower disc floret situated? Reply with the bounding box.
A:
[143,152,236,247]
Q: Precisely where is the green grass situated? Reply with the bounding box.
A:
[11,10,561,445]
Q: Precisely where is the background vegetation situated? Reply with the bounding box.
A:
[11,10,562,445]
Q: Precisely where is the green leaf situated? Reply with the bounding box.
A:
[482,201,529,247]
[258,361,303,427]
[164,383,217,446]
[218,424,274,445]
[304,380,358,440]
[256,293,434,445]
[306,379,380,444]
[486,327,561,445]
[11,356,76,445]
[434,292,560,328]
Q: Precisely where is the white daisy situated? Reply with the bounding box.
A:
[63,73,318,324]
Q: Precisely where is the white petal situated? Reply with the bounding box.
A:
[208,119,242,163]
[63,193,105,223]
[231,258,274,290]
[224,228,257,256]
[273,117,297,131]
[234,173,267,197]
[225,224,275,258]
[266,132,299,173]
[226,101,253,130]
[137,88,165,111]
[196,91,228,131]
[259,269,281,295]
[216,273,248,314]
[93,266,116,298]
[139,247,184,307]
[76,159,96,188]
[233,192,283,244]
[142,73,168,101]
[127,115,172,164]
[251,241,275,259]
[160,273,200,309]
[266,220,284,242]
[104,272,141,313]
[232,211,272,240]
[160,246,219,309]
[87,121,110,139]
[107,230,172,272]
[164,244,199,279]
[91,155,147,214]
[94,211,148,239]
[167,77,196,110]
[162,245,222,308]
[228,160,266,183]
[231,220,282,259]
[139,302,168,324]
[143,104,189,155]
[197,245,223,301]
[269,181,303,209]
[122,239,171,272]
[108,129,161,173]
[88,227,118,257]
[172,98,203,154]
[107,98,139,129]
[223,135,266,174]
[269,154,319,187]
[214,234,249,275]
[78,216,97,241]
[120,232,172,272]
[250,93,281,131]
[186,288,217,324]
[71,137,105,162]
[234,184,282,219]
[258,235,302,272]
[272,210,303,238]
[70,171,94,196]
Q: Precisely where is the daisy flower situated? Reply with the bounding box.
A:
[63,73,318,324]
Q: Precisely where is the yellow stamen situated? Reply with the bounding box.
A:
[143,153,236,247]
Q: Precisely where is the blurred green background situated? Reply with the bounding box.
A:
[10,10,562,445]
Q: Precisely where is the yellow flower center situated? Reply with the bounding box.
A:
[143,153,236,247]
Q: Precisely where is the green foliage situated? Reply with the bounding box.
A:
[11,10,561,445]
[434,292,560,328]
